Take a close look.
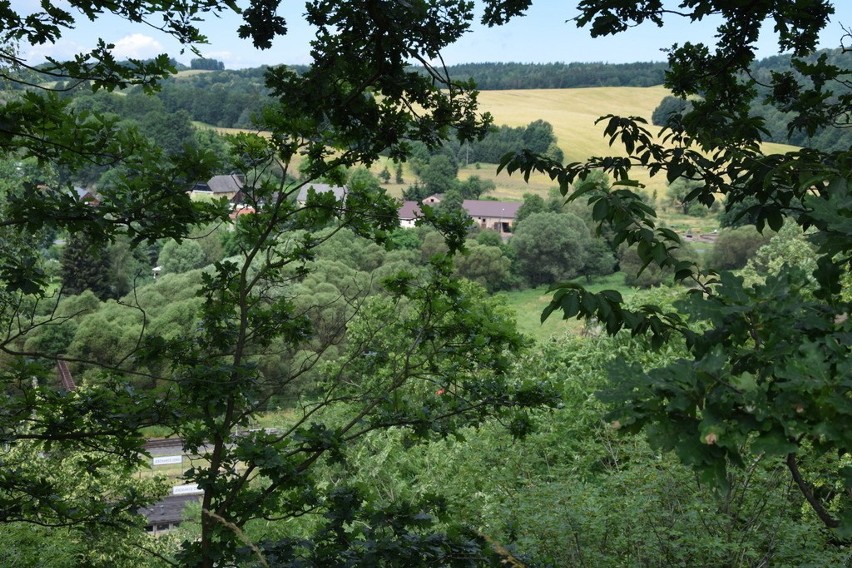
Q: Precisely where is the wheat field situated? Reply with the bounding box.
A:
[196,86,798,201]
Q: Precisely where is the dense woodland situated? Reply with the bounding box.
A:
[652,47,852,153]
[431,61,668,89]
[1,1,851,567]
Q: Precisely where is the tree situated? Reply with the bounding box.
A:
[419,154,460,196]
[190,57,225,71]
[740,222,818,284]
[510,212,591,286]
[514,192,547,223]
[651,95,691,127]
[0,2,546,566]
[453,242,512,292]
[666,178,703,215]
[578,238,616,281]
[457,175,495,199]
[6,0,852,561]
[157,239,208,274]
[499,0,852,537]
[707,225,772,271]
[61,233,113,299]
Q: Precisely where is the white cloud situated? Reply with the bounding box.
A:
[110,34,165,60]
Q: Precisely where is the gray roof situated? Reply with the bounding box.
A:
[207,174,245,194]
[296,183,348,203]
[398,200,422,220]
[462,200,521,219]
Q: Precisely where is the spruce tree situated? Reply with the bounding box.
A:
[60,233,112,299]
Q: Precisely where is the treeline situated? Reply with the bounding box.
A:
[652,48,852,152]
[155,71,269,127]
[436,61,668,89]
[190,57,225,70]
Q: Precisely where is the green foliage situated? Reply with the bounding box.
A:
[514,192,546,224]
[5,0,852,563]
[457,175,495,199]
[419,155,460,196]
[190,57,225,71]
[651,95,691,127]
[347,166,382,194]
[457,120,563,165]
[157,239,208,274]
[421,230,450,261]
[510,211,591,286]
[0,2,524,565]
[740,223,818,284]
[619,240,696,288]
[666,177,703,215]
[707,225,772,271]
[388,228,422,251]
[475,229,503,247]
[434,61,667,89]
[453,242,512,292]
[335,333,848,566]
[60,233,113,300]
[497,0,852,538]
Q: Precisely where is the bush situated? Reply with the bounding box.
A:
[707,226,772,270]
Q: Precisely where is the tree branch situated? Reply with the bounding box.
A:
[786,452,839,529]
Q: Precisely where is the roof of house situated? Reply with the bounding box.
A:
[398,200,422,220]
[72,186,99,202]
[207,174,245,194]
[229,206,256,220]
[296,183,348,203]
[462,200,521,219]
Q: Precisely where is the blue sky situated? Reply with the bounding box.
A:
[17,1,852,70]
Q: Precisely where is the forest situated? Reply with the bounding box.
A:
[1,1,851,567]
[652,47,852,153]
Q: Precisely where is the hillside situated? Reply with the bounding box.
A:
[450,86,797,200]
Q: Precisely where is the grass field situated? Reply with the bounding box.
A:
[478,86,669,164]
[498,273,638,343]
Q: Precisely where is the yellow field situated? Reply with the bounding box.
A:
[452,87,800,200]
[477,86,670,164]
[194,86,800,202]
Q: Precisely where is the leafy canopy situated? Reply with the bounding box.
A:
[499,0,852,536]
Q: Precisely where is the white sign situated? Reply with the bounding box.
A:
[153,455,183,466]
[172,483,203,495]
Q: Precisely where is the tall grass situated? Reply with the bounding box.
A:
[498,273,637,343]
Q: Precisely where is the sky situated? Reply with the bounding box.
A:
[16,1,852,70]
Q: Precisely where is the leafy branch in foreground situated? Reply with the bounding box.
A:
[499,0,852,536]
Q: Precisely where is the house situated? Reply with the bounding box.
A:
[462,200,521,233]
[421,193,443,206]
[398,200,422,228]
[192,173,246,203]
[407,194,521,233]
[295,183,348,206]
[73,186,100,206]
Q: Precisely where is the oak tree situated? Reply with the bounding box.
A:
[499,0,852,536]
